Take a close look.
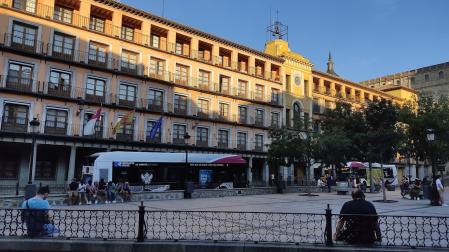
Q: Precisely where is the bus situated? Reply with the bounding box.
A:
[83,151,247,191]
[336,162,398,187]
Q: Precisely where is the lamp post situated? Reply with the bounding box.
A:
[183,132,192,198]
[25,117,40,199]
[426,128,438,205]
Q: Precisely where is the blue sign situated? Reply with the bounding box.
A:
[199,169,213,188]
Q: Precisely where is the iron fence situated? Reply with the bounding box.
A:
[0,203,448,248]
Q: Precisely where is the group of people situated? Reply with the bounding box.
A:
[67,179,132,205]
[400,175,446,206]
[317,174,335,193]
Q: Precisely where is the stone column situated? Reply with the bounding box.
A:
[330,82,336,96]
[318,78,325,93]
[246,157,253,187]
[67,145,77,181]
[262,159,269,187]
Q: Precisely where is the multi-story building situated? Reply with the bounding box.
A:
[360,61,449,99]
[0,0,286,189]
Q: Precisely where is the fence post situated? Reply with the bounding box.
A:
[137,201,145,242]
[325,204,333,246]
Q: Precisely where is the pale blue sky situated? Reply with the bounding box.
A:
[123,0,449,82]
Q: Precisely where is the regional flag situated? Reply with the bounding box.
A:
[149,116,163,140]
[112,111,134,135]
[83,108,101,136]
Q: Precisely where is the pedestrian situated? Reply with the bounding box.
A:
[435,175,447,206]
[86,181,96,205]
[78,181,87,205]
[334,189,381,244]
[67,179,79,205]
[327,175,333,193]
[21,186,59,237]
[270,173,275,186]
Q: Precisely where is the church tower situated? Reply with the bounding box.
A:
[326,51,338,76]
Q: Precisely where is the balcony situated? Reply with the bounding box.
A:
[173,138,186,145]
[174,107,187,115]
[5,33,41,54]
[44,122,67,135]
[196,141,208,147]
[255,119,264,127]
[197,112,209,119]
[254,145,264,152]
[47,82,71,98]
[116,132,134,141]
[238,117,247,124]
[146,103,164,113]
[5,76,33,92]
[237,144,247,151]
[50,44,75,61]
[85,93,106,104]
[120,64,138,75]
[118,98,136,108]
[270,98,281,106]
[217,142,229,149]
[0,116,28,133]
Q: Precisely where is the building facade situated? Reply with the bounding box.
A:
[360,61,449,99]
[0,0,286,190]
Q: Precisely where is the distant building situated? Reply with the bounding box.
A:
[360,62,449,99]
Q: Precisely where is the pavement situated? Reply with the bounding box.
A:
[56,188,449,217]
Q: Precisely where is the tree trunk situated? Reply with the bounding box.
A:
[369,161,373,193]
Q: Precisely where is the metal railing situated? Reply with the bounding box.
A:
[1,205,448,248]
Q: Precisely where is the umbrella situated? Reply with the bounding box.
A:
[346,161,366,169]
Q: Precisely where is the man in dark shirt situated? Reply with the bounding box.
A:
[67,179,79,205]
[334,189,381,244]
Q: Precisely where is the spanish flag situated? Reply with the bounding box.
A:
[112,111,134,135]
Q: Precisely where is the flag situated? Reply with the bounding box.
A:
[112,111,134,135]
[149,116,163,140]
[83,108,101,136]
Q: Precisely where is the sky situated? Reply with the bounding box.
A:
[122,0,449,82]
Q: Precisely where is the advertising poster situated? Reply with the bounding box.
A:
[199,169,213,188]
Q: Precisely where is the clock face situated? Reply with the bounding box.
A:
[295,76,301,85]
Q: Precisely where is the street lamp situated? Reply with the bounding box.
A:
[426,128,438,205]
[25,117,40,200]
[183,132,192,198]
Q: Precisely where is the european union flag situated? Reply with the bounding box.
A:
[149,116,162,140]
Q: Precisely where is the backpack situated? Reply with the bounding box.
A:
[21,200,51,237]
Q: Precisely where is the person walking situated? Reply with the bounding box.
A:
[327,175,333,193]
[435,175,447,206]
[334,189,381,244]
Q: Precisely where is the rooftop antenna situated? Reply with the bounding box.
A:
[266,9,288,41]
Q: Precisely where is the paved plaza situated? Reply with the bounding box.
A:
[58,189,449,216]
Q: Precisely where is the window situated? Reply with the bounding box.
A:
[13,0,36,13]
[149,57,165,77]
[88,41,108,67]
[218,103,229,119]
[410,77,415,85]
[238,106,247,124]
[83,112,103,138]
[0,152,19,179]
[54,5,73,23]
[35,148,56,180]
[48,69,71,97]
[424,74,429,82]
[7,62,33,91]
[151,34,160,48]
[52,32,75,60]
[121,26,134,41]
[255,109,264,126]
[219,75,230,94]
[90,16,105,32]
[86,77,105,102]
[45,109,68,135]
[198,70,210,88]
[11,21,37,51]
[175,64,189,84]
[1,103,29,132]
[238,80,247,97]
[255,84,264,100]
[148,89,164,111]
[396,80,401,85]
[439,71,444,80]
[197,99,209,117]
[196,127,209,147]
[271,88,280,105]
[121,50,138,74]
[173,124,186,144]
[174,94,187,114]
[116,116,134,141]
[175,42,183,55]
[271,112,280,128]
[255,134,264,151]
[237,132,247,150]
[218,129,229,148]
[293,102,301,121]
[119,83,136,106]
[146,120,162,143]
